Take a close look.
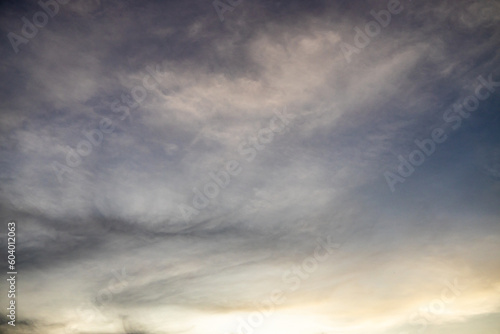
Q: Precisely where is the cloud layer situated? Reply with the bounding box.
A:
[0,0,499,333]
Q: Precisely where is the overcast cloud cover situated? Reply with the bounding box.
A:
[0,0,499,333]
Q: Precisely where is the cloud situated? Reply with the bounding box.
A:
[0,0,499,333]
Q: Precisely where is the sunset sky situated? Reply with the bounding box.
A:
[0,0,499,333]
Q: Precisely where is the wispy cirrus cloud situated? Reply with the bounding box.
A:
[0,0,499,333]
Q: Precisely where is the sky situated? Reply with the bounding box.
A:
[0,0,499,333]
